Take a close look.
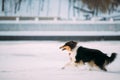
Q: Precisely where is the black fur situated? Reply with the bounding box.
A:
[75,46,117,71]
[61,41,117,71]
[63,41,77,50]
[107,53,117,64]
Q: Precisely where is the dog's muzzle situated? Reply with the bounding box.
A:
[59,45,71,51]
[59,46,66,51]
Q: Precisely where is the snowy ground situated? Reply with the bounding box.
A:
[0,41,120,80]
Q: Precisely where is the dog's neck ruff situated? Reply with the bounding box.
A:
[69,46,79,62]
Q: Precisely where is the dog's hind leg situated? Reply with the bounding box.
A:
[98,65,107,71]
[101,66,107,71]
[75,60,84,68]
[87,61,96,71]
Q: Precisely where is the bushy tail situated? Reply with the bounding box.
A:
[107,53,117,64]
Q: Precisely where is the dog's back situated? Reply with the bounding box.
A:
[75,46,104,62]
[75,46,117,71]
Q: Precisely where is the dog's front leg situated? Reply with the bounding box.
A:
[61,61,77,69]
[62,62,71,69]
[61,61,72,69]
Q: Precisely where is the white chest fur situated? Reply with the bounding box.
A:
[62,46,79,69]
[69,46,79,62]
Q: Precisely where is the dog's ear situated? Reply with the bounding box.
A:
[68,41,77,50]
[71,41,78,45]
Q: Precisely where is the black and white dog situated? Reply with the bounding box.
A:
[60,41,117,71]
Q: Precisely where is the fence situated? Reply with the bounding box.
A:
[0,16,120,41]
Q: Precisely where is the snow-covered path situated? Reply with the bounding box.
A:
[0,41,120,80]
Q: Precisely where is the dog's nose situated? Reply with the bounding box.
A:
[59,46,63,49]
[62,48,66,51]
[59,47,62,49]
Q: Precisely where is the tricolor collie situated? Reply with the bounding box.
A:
[60,41,117,71]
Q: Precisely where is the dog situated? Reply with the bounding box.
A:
[60,41,117,71]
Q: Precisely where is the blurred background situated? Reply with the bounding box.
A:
[0,0,120,41]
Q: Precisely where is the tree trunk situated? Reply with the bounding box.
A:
[18,0,22,11]
[68,0,72,18]
[2,0,5,11]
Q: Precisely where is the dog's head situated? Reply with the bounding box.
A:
[59,41,77,51]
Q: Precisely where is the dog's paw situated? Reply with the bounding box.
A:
[61,67,65,70]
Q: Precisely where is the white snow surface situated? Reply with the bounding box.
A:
[0,41,120,80]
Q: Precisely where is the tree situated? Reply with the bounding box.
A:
[109,0,120,13]
[2,0,5,11]
[73,6,94,14]
[68,0,72,18]
[81,0,112,16]
[38,0,44,15]
[14,0,22,13]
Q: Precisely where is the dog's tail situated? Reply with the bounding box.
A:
[106,53,117,65]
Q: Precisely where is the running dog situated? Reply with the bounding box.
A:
[60,41,117,71]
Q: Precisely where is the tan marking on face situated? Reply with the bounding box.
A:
[60,46,72,52]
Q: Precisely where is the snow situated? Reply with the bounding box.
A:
[0,41,120,80]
